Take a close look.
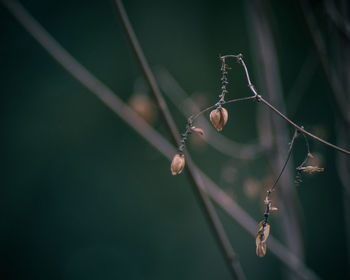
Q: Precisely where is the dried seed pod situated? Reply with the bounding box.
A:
[255,221,270,257]
[170,154,185,175]
[297,166,324,174]
[256,242,267,257]
[129,93,156,123]
[209,107,228,131]
[191,126,205,136]
[256,221,270,245]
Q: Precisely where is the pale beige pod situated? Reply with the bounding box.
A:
[255,221,270,257]
[256,242,267,257]
[170,154,185,175]
[256,221,270,245]
[209,107,228,131]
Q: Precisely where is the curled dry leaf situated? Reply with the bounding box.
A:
[209,107,228,131]
[191,126,204,136]
[170,154,185,175]
[297,166,324,174]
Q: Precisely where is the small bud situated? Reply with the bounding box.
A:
[209,107,228,131]
[191,126,205,136]
[256,242,267,257]
[270,206,278,211]
[297,166,324,174]
[170,154,185,175]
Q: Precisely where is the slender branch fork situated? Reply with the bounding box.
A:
[114,1,245,279]
[220,54,350,156]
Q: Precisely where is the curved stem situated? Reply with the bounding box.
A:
[222,54,350,156]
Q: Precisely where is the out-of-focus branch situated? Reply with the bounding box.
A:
[245,2,304,279]
[324,0,350,40]
[286,54,317,117]
[299,0,350,124]
[114,0,246,279]
[2,1,320,279]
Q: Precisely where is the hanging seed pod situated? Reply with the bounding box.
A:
[170,154,185,175]
[255,221,270,257]
[256,242,267,257]
[256,221,270,244]
[209,107,228,131]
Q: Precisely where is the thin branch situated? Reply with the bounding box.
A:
[2,0,321,278]
[220,54,350,156]
[270,130,298,193]
[155,68,264,160]
[191,96,255,122]
[113,0,245,279]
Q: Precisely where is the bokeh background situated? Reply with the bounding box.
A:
[2,0,349,279]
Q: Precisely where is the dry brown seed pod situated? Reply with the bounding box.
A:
[128,93,156,123]
[298,166,324,174]
[256,221,270,245]
[209,107,228,131]
[191,126,205,136]
[170,154,185,175]
[256,242,267,257]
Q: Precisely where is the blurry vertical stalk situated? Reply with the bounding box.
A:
[113,0,246,279]
[301,0,350,273]
[245,1,305,279]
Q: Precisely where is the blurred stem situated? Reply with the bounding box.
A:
[114,0,245,279]
[245,1,304,279]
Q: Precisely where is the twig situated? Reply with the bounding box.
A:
[113,0,245,279]
[2,0,321,278]
[220,54,350,156]
[155,67,264,160]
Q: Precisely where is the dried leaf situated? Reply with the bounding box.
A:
[297,166,324,174]
[191,126,204,136]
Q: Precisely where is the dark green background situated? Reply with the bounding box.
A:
[1,0,348,279]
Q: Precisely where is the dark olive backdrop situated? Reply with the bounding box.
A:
[1,0,348,279]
